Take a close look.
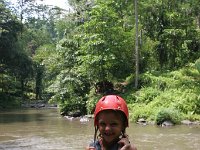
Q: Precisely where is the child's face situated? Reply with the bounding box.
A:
[97,110,124,145]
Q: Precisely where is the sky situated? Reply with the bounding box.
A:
[36,0,71,10]
[9,0,72,10]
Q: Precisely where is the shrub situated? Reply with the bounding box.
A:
[173,89,200,114]
[134,87,161,104]
[155,108,182,125]
[184,113,200,121]
[0,93,21,109]
[59,96,87,116]
[128,104,155,122]
[195,58,200,73]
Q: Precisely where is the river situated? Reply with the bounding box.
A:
[0,108,199,150]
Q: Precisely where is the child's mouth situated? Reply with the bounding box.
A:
[104,132,113,137]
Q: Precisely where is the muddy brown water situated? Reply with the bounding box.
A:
[0,108,199,150]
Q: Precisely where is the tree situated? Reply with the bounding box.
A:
[78,0,134,83]
[139,0,200,70]
[134,0,139,88]
[0,1,34,106]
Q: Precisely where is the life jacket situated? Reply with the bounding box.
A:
[89,140,119,150]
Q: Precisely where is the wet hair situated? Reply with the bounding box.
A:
[114,110,127,135]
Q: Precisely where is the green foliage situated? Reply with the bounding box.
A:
[59,96,87,115]
[86,89,103,114]
[155,108,182,125]
[125,74,135,84]
[0,1,35,104]
[0,93,21,109]
[1,0,200,123]
[128,104,155,122]
[135,87,161,104]
[174,90,200,114]
[141,72,170,90]
[46,65,91,114]
[33,44,59,89]
[140,0,200,69]
[140,37,160,72]
[0,2,23,61]
[77,0,134,82]
[125,63,200,123]
[184,114,200,122]
[195,58,200,73]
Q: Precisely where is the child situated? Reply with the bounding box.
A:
[86,95,137,150]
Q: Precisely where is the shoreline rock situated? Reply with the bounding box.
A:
[136,118,200,126]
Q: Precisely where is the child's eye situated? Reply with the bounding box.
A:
[111,122,118,127]
[99,122,106,126]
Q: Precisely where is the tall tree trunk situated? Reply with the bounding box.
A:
[134,0,139,89]
[198,14,200,29]
[21,77,25,100]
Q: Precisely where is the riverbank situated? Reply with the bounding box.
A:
[16,100,200,127]
[21,100,57,109]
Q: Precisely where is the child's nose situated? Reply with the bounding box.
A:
[105,124,111,131]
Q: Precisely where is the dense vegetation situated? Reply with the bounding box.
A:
[0,0,200,124]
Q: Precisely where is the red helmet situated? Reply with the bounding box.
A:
[94,95,129,127]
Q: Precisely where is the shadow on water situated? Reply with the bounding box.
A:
[0,113,44,123]
[0,109,48,123]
